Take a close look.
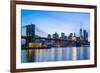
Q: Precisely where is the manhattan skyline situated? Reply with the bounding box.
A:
[21,9,90,37]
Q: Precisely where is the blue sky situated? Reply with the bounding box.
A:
[21,9,90,37]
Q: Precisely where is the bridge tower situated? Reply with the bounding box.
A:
[26,24,35,46]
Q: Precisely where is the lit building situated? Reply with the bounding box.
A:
[72,33,76,41]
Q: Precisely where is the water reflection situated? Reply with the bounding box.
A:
[21,47,90,63]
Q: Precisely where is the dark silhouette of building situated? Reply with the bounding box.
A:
[80,28,82,37]
[70,33,73,37]
[64,36,67,40]
[83,30,88,41]
[86,32,88,41]
[53,32,59,39]
[74,33,76,37]
[80,28,84,41]
[68,33,73,40]
[61,33,65,38]
[48,34,51,38]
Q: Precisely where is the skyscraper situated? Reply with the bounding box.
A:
[83,30,88,41]
[80,28,82,37]
[72,33,76,41]
[70,33,73,37]
[80,28,83,40]
[61,33,65,38]
[68,33,73,40]
[48,34,51,38]
[74,33,76,37]
[53,32,59,39]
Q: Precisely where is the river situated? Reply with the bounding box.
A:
[21,47,90,63]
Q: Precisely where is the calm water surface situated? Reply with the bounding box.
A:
[21,47,90,63]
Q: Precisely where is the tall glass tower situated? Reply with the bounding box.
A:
[80,28,82,37]
[80,28,83,40]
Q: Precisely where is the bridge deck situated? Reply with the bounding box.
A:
[21,36,70,41]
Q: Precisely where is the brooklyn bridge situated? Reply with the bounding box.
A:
[21,24,90,49]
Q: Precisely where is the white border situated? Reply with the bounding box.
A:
[16,4,95,69]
